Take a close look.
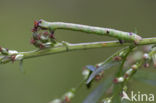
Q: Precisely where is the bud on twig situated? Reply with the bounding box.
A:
[63,91,74,102]
[143,53,150,60]
[113,77,124,83]
[113,56,122,61]
[82,69,90,79]
[0,47,9,55]
[131,64,138,70]
[124,68,133,78]
[144,63,150,68]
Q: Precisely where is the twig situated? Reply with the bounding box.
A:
[0,38,156,64]
[22,38,156,59]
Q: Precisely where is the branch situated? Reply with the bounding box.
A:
[0,37,155,64]
[22,37,156,59]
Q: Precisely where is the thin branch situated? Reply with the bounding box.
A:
[21,37,156,60]
[0,37,155,64]
[111,46,134,103]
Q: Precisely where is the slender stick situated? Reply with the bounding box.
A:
[39,20,142,43]
[0,37,155,64]
[22,38,156,60]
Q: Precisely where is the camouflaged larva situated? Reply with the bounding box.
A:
[39,20,142,43]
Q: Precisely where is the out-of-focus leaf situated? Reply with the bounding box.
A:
[121,99,131,103]
[85,65,95,88]
[86,61,121,84]
[111,84,122,103]
[133,70,156,86]
[83,76,113,103]
[86,65,96,72]
[19,60,24,73]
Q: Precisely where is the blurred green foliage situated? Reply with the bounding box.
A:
[0,0,156,103]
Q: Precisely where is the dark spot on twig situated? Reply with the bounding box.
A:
[32,28,37,32]
[34,21,39,28]
[118,39,124,44]
[106,30,110,34]
[32,20,41,32]
[134,41,138,45]
[43,32,49,36]
[39,44,45,49]
[38,20,42,24]
[113,78,118,83]
[49,31,55,39]
[30,38,36,44]
[113,56,122,61]
[6,48,9,52]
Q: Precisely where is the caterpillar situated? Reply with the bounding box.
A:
[38,20,142,43]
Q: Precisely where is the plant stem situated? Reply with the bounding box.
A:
[111,46,134,103]
[0,38,155,64]
[21,38,156,60]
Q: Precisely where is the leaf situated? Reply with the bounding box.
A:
[86,47,129,84]
[83,76,113,103]
[85,65,96,88]
[121,99,131,103]
[86,61,121,84]
[111,84,123,103]
[86,65,96,72]
[19,60,24,73]
[133,70,156,86]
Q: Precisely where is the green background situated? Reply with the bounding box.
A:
[0,0,155,103]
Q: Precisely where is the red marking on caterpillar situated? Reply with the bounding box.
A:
[32,20,42,32]
[39,44,45,49]
[43,32,49,36]
[37,34,41,40]
[49,33,55,39]
[32,28,37,32]
[30,38,36,44]
[11,55,16,62]
[34,21,39,28]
